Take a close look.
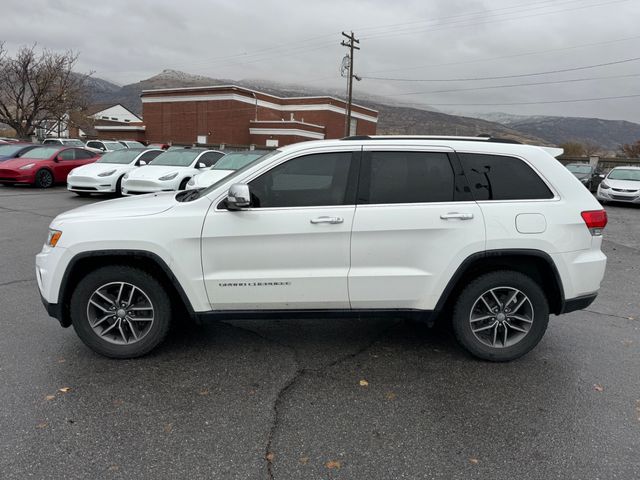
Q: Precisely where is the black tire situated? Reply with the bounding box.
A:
[114,175,124,196]
[178,178,190,190]
[74,191,91,197]
[34,169,54,188]
[452,270,549,362]
[70,266,172,358]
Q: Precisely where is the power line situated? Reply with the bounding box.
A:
[363,56,640,82]
[386,72,640,97]
[396,93,640,107]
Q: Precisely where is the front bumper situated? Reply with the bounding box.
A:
[67,175,116,193]
[122,178,179,195]
[560,293,597,314]
[597,188,640,203]
[0,171,34,183]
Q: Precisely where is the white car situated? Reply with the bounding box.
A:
[37,135,607,361]
[85,140,128,153]
[121,148,224,195]
[119,140,146,149]
[67,148,164,196]
[596,166,640,204]
[42,138,86,147]
[186,150,268,190]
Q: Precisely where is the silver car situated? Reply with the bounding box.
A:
[596,166,640,204]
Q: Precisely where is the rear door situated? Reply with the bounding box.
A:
[349,146,485,310]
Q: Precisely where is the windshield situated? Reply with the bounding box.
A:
[123,141,145,148]
[60,139,85,147]
[607,169,640,181]
[97,149,142,164]
[566,164,592,174]
[149,150,202,167]
[22,146,60,159]
[0,144,28,157]
[212,152,268,171]
[200,150,281,196]
[104,142,126,150]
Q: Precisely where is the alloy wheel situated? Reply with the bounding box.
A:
[86,282,155,345]
[469,286,534,348]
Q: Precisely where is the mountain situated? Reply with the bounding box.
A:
[84,71,633,147]
[475,113,640,151]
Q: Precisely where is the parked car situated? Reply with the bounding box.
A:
[118,140,146,149]
[37,135,607,360]
[67,148,164,196]
[42,138,86,147]
[85,140,127,153]
[565,163,604,192]
[0,143,40,162]
[147,143,170,150]
[596,166,640,204]
[186,150,268,190]
[0,146,100,188]
[121,148,224,195]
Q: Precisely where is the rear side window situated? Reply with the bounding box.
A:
[458,153,553,201]
[361,151,455,204]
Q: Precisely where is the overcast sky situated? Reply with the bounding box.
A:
[3,0,640,122]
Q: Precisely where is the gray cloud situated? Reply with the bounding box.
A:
[2,0,640,121]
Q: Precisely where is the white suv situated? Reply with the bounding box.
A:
[36,136,607,361]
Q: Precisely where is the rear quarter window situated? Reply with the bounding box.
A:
[458,153,553,201]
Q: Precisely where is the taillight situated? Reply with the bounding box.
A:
[581,209,607,236]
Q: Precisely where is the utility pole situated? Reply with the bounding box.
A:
[341,31,360,136]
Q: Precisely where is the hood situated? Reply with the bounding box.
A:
[604,178,640,190]
[193,169,234,188]
[128,165,193,179]
[0,157,47,169]
[70,162,132,176]
[53,191,177,224]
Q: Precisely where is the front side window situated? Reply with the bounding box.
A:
[137,150,163,164]
[459,153,553,201]
[198,152,224,167]
[58,149,76,161]
[75,149,95,159]
[361,151,455,204]
[249,152,353,208]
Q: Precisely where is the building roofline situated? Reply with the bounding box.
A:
[140,84,378,114]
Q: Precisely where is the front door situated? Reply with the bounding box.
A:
[349,147,486,310]
[201,148,360,310]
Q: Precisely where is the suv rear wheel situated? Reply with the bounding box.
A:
[452,270,549,362]
[70,266,172,358]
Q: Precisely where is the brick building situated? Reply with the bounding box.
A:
[139,85,378,147]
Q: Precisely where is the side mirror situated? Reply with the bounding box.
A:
[599,174,605,178]
[226,184,251,210]
[198,162,206,169]
[138,160,147,166]
[53,156,60,162]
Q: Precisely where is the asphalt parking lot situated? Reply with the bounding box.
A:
[0,186,638,480]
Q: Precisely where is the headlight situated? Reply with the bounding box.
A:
[19,163,35,170]
[98,169,117,177]
[187,177,196,186]
[600,182,610,189]
[159,172,178,181]
[46,229,62,247]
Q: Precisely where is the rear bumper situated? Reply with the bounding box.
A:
[560,293,597,314]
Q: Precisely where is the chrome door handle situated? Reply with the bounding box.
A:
[440,212,474,220]
[310,216,344,224]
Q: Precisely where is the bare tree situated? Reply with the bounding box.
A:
[0,43,90,138]
[619,140,640,158]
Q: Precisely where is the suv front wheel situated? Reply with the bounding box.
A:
[70,266,172,358]
[452,270,549,362]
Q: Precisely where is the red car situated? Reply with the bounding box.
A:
[0,146,101,188]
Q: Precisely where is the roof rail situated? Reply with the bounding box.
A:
[340,134,522,144]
